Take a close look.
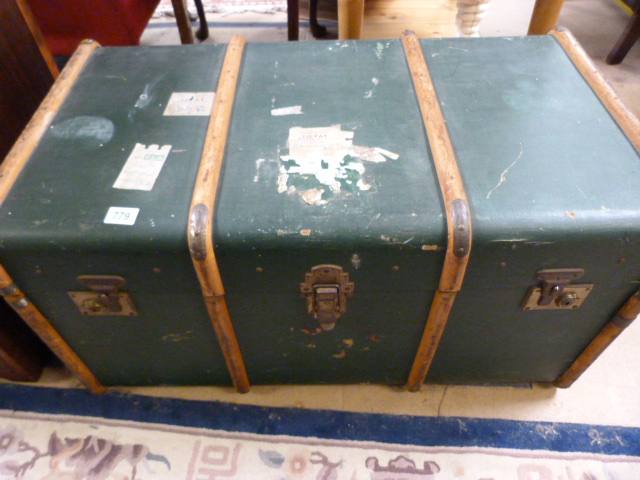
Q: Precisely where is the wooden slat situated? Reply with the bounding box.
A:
[402,32,471,293]
[14,0,59,79]
[551,28,640,153]
[402,33,472,391]
[0,265,105,393]
[188,35,250,393]
[0,40,98,208]
[0,40,103,392]
[554,290,640,388]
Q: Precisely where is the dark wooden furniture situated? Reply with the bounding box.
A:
[606,0,640,65]
[287,0,327,40]
[0,0,58,161]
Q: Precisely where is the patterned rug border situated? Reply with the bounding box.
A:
[0,384,638,457]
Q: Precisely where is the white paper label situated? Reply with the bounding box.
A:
[271,105,303,116]
[113,144,171,191]
[104,207,139,225]
[163,92,215,116]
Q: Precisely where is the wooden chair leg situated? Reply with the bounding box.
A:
[527,0,565,35]
[287,0,299,40]
[606,9,640,65]
[310,0,327,38]
[171,0,195,44]
[194,0,209,41]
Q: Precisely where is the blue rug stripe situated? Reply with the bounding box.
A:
[1,384,638,456]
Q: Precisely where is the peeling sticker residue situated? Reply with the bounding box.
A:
[162,331,193,342]
[364,77,380,99]
[254,159,266,181]
[135,83,155,109]
[276,125,399,205]
[374,42,390,60]
[271,105,303,116]
[276,229,297,235]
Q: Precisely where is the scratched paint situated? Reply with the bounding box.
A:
[274,125,399,206]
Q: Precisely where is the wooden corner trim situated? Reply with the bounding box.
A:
[553,289,640,388]
[188,35,250,393]
[0,264,106,394]
[401,33,473,391]
[551,28,640,153]
[0,40,99,209]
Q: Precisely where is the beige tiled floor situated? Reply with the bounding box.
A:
[26,0,640,428]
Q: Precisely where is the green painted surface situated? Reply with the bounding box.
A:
[216,40,446,384]
[0,45,232,386]
[420,37,640,383]
[0,37,639,386]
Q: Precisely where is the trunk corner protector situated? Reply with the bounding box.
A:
[189,203,209,262]
[452,199,471,258]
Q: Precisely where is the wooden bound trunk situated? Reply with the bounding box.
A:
[0,32,638,393]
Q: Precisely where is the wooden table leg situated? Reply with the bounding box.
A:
[338,0,364,40]
[171,0,195,44]
[456,0,491,37]
[287,0,299,40]
[527,0,565,35]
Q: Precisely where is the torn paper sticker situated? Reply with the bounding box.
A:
[163,92,215,116]
[274,125,399,205]
[271,106,303,116]
[113,144,171,191]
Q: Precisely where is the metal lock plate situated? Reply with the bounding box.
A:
[69,275,138,316]
[522,269,593,311]
[300,265,354,330]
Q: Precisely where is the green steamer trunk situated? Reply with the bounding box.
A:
[0,33,638,391]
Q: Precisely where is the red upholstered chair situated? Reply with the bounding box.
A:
[27,0,208,57]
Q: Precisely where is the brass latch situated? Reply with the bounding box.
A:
[300,265,354,330]
[69,275,138,316]
[522,269,593,311]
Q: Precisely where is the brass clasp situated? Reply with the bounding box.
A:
[300,265,354,331]
[522,269,593,311]
[69,275,138,316]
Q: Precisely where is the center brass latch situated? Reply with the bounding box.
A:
[300,265,354,331]
[522,268,593,311]
[69,275,138,316]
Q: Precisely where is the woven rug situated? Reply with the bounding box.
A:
[0,384,638,479]
[154,0,286,16]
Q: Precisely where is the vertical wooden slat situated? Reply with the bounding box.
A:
[188,35,250,393]
[0,40,104,393]
[402,33,473,391]
[0,266,105,393]
[13,0,59,79]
